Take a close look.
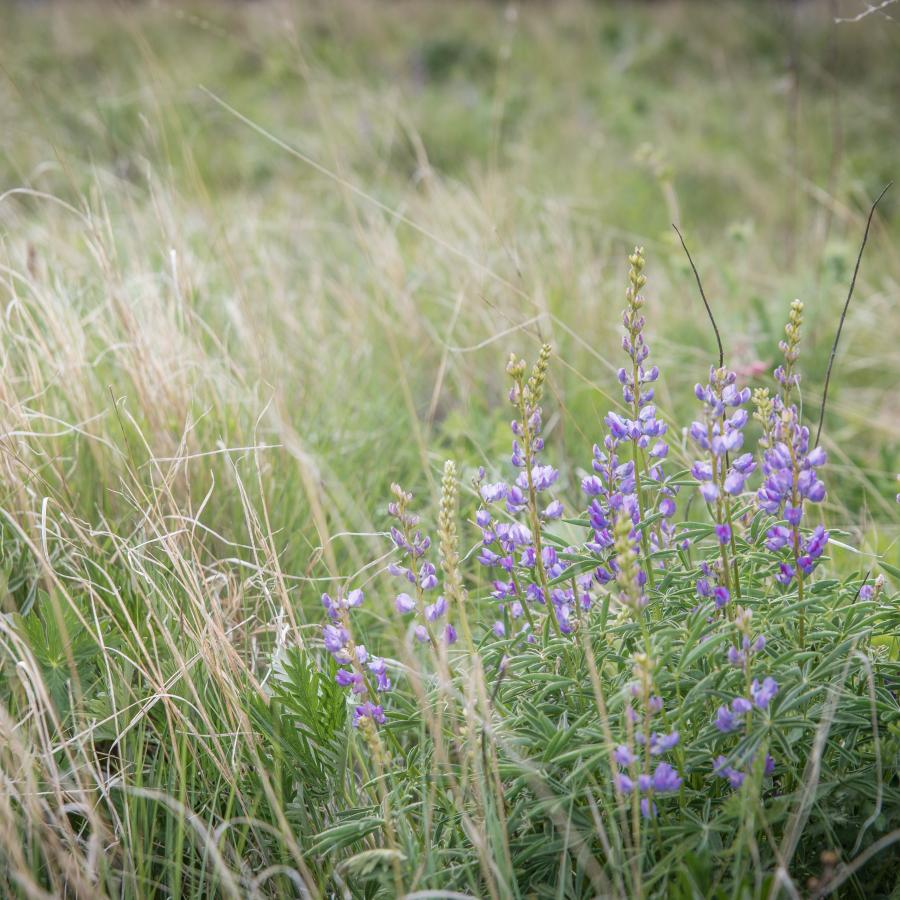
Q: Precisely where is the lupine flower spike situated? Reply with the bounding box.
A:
[584,248,673,599]
[756,301,828,647]
[321,588,391,726]
[616,653,681,822]
[690,364,755,608]
[389,484,456,646]
[712,607,777,787]
[475,345,584,639]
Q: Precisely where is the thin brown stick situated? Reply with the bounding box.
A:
[672,224,724,368]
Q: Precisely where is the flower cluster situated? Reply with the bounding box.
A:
[612,512,647,612]
[615,653,682,818]
[476,345,587,639]
[690,367,755,504]
[583,248,676,591]
[713,676,777,734]
[711,607,778,788]
[713,751,775,790]
[389,484,456,645]
[689,364,756,609]
[757,407,828,584]
[325,254,847,823]
[321,589,391,727]
[755,302,829,590]
[725,606,766,671]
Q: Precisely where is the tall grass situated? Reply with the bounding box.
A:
[0,1,898,897]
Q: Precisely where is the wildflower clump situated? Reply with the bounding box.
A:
[308,248,898,898]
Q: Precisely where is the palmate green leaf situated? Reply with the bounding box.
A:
[248,647,348,800]
[14,594,108,717]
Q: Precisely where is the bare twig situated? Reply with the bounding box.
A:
[815,182,891,446]
[672,224,724,368]
[835,0,897,23]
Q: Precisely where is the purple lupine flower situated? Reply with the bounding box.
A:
[322,589,365,619]
[517,464,558,492]
[757,354,828,588]
[321,592,339,621]
[323,624,351,662]
[649,731,680,755]
[335,668,365,693]
[583,248,678,581]
[367,657,392,691]
[477,548,501,567]
[651,762,682,792]
[713,756,746,789]
[616,773,634,794]
[727,634,765,670]
[713,586,730,610]
[425,595,447,621]
[690,367,755,596]
[419,562,438,591]
[715,704,738,733]
[324,577,392,725]
[750,676,778,709]
[353,701,386,727]
[388,484,457,647]
[640,798,658,819]
[544,499,564,519]
[491,346,573,639]
[505,486,527,514]
[614,745,636,766]
[715,696,752,733]
[481,481,508,503]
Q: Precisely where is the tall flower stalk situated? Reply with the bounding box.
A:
[389,484,456,647]
[756,300,828,647]
[438,461,474,656]
[616,248,669,585]
[690,366,754,606]
[507,344,561,635]
[476,345,573,640]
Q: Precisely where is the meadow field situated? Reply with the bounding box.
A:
[0,1,898,897]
